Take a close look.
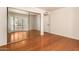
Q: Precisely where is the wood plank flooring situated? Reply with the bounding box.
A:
[0,31,79,51]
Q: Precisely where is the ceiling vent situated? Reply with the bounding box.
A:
[44,12,48,16]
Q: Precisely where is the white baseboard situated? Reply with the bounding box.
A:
[50,32,79,40]
[0,43,7,46]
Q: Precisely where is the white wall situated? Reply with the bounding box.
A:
[29,15,41,31]
[0,7,7,46]
[72,8,79,39]
[29,15,37,30]
[50,7,79,40]
[36,15,41,31]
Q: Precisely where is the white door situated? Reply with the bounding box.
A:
[44,15,50,33]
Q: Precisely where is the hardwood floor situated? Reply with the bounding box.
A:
[0,30,79,51]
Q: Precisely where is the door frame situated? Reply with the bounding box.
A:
[44,14,51,33]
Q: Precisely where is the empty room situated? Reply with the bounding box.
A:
[0,7,79,51]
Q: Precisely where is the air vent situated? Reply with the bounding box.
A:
[44,12,48,16]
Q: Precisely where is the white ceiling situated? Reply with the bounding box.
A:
[39,7,63,11]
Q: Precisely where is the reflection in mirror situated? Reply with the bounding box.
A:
[29,12,41,40]
[7,8,41,44]
[8,8,29,43]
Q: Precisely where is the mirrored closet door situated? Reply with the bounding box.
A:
[7,8,29,43]
[7,8,41,44]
